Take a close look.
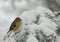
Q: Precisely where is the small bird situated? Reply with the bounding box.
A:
[7,17,22,33]
[3,17,22,41]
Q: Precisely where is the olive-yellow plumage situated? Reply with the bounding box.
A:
[8,17,22,33]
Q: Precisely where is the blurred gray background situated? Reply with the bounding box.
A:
[0,0,60,42]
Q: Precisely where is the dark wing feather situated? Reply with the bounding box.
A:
[7,20,16,33]
[7,17,22,33]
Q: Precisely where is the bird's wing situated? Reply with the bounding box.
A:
[8,17,22,33]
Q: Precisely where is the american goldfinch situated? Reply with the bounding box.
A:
[8,17,22,33]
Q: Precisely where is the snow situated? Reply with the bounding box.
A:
[3,38,16,42]
[1,7,58,42]
[0,0,60,42]
[27,34,38,42]
[20,10,37,25]
[38,17,57,31]
[35,7,55,17]
[27,24,39,36]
